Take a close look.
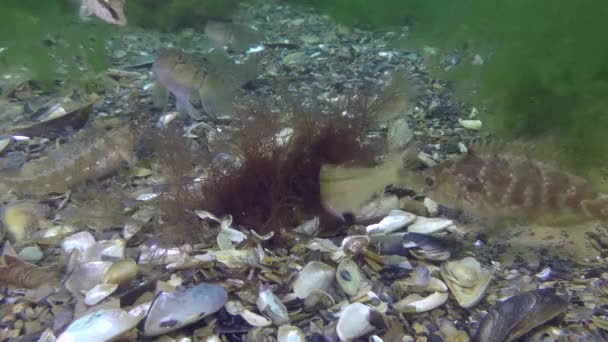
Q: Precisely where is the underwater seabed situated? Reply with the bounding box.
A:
[2,0,608,341]
[468,220,605,266]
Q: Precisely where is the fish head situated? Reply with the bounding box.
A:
[90,0,127,26]
[153,48,207,98]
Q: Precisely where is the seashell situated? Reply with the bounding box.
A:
[392,265,448,294]
[102,259,137,285]
[225,300,272,327]
[336,258,363,296]
[340,235,370,254]
[217,227,248,250]
[17,245,43,263]
[62,231,96,261]
[440,257,495,308]
[64,261,112,293]
[393,291,448,313]
[257,288,290,324]
[473,289,568,342]
[336,303,377,341]
[8,101,93,138]
[57,308,142,342]
[0,138,10,153]
[143,283,228,337]
[293,217,320,236]
[31,224,78,245]
[403,233,451,261]
[195,248,259,268]
[407,216,453,235]
[139,244,192,265]
[84,284,118,306]
[458,118,482,130]
[293,261,336,299]
[84,239,126,262]
[366,210,416,235]
[277,324,306,342]
[303,289,335,310]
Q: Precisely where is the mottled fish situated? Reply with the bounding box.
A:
[204,20,263,53]
[320,142,608,225]
[152,48,257,120]
[79,0,127,26]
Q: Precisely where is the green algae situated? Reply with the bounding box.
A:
[0,0,111,91]
[287,0,608,177]
[125,0,241,32]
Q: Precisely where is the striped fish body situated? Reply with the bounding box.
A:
[421,150,608,223]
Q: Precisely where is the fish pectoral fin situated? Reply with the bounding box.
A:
[176,97,204,120]
[151,82,169,110]
[199,88,235,119]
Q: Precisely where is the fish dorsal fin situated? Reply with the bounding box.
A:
[467,135,569,170]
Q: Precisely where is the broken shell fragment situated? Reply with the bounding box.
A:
[217,226,248,250]
[393,291,448,313]
[407,216,453,235]
[84,283,118,306]
[62,231,96,260]
[403,233,451,261]
[143,283,228,337]
[101,259,137,285]
[257,287,290,324]
[277,324,306,342]
[293,261,335,299]
[65,261,112,293]
[226,300,272,327]
[440,257,495,308]
[366,210,416,235]
[57,308,142,342]
[336,258,363,296]
[473,289,568,342]
[336,303,377,341]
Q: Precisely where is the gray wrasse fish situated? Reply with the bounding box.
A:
[152,48,257,121]
[320,142,608,225]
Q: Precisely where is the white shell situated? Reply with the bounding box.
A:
[293,261,335,299]
[277,324,306,342]
[336,258,363,296]
[393,291,448,313]
[407,217,453,235]
[62,231,96,259]
[440,257,495,309]
[458,118,482,130]
[84,284,118,306]
[57,308,142,342]
[366,210,416,235]
[217,227,248,250]
[257,288,290,324]
[65,261,112,293]
[143,283,227,337]
[336,303,376,341]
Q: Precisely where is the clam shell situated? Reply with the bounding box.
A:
[57,308,142,342]
[440,257,495,308]
[257,288,290,324]
[143,283,228,337]
[84,284,118,306]
[101,259,138,285]
[277,324,306,342]
[393,291,449,313]
[407,216,453,235]
[336,258,363,296]
[336,303,377,341]
[65,261,112,293]
[366,210,416,235]
[473,289,568,342]
[293,261,335,299]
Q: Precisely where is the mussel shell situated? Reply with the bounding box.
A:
[143,283,228,336]
[473,289,568,342]
[404,232,451,261]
